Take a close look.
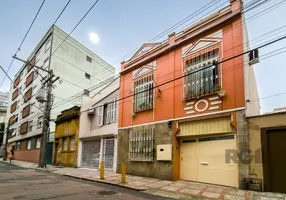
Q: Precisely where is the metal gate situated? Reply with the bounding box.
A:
[81,140,101,168]
[102,138,115,169]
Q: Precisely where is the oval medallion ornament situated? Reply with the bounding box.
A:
[195,99,209,112]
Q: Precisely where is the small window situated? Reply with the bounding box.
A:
[36,138,41,148]
[86,55,92,63]
[16,141,20,150]
[37,116,43,129]
[85,73,91,80]
[198,135,234,142]
[63,137,68,151]
[70,136,75,151]
[27,139,32,150]
[28,121,33,132]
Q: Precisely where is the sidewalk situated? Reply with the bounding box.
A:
[1,159,285,200]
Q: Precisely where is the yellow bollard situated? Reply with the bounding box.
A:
[100,161,104,180]
[121,163,126,184]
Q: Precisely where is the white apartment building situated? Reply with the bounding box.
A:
[78,78,119,171]
[0,91,8,123]
[5,25,115,163]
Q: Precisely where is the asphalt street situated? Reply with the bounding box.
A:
[0,162,170,200]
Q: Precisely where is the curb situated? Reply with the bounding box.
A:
[63,174,147,191]
[1,161,147,192]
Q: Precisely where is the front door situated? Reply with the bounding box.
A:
[102,138,115,169]
[263,129,286,193]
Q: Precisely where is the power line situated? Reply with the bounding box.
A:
[56,34,286,114]
[52,0,273,101]
[81,36,286,112]
[0,0,46,89]
[0,66,44,113]
[52,0,284,106]
[110,0,228,66]
[51,0,101,57]
[109,0,268,68]
[53,0,72,24]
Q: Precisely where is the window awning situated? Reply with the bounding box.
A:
[178,116,235,137]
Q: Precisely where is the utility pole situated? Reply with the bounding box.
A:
[38,70,55,168]
[3,124,10,161]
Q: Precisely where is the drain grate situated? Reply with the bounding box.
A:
[97,190,116,196]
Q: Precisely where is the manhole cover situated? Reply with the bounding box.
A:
[97,190,116,196]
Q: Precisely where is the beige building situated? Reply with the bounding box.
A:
[248,112,286,193]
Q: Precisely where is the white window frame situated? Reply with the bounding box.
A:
[70,136,75,151]
[27,139,32,150]
[184,48,219,99]
[37,116,43,129]
[36,138,41,148]
[106,103,111,124]
[28,121,33,132]
[96,106,104,126]
[63,137,68,151]
[110,98,118,123]
[134,74,154,112]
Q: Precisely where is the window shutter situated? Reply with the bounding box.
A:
[106,104,111,124]
[97,106,103,126]
[114,98,118,122]
[110,98,117,122]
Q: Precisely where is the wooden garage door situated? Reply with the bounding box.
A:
[180,135,238,187]
[263,129,286,193]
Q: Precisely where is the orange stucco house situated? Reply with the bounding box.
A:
[117,0,259,189]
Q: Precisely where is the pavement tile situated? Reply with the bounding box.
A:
[205,187,224,193]
[225,188,246,196]
[201,191,222,199]
[180,188,201,196]
[186,184,207,190]
[259,197,279,200]
[145,182,169,189]
[170,182,190,187]
[160,186,182,192]
[224,194,245,200]
[132,181,150,186]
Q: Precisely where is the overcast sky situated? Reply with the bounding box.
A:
[0,0,285,114]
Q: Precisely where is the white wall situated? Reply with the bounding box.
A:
[242,15,260,117]
[5,24,115,146]
[78,79,119,171]
[6,32,52,144]
[49,26,115,134]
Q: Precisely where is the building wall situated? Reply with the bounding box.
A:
[50,26,115,135]
[53,113,79,167]
[7,31,52,144]
[119,4,246,129]
[248,113,286,180]
[117,122,173,180]
[242,13,260,117]
[14,149,40,163]
[5,25,115,163]
[78,81,119,171]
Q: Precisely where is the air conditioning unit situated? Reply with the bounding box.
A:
[35,88,46,103]
[87,108,95,116]
[249,49,259,65]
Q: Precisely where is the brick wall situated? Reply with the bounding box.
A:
[14,149,40,164]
